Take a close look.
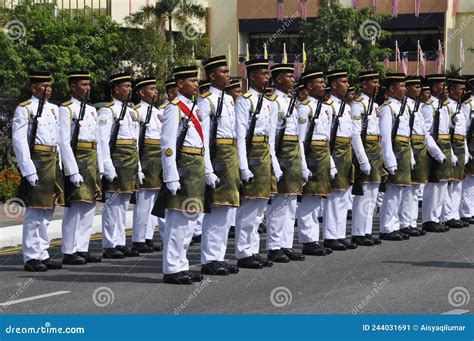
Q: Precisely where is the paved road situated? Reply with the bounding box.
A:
[0,216,472,315]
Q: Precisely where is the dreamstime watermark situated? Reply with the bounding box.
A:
[84,20,114,49]
[448,286,470,308]
[3,20,26,41]
[359,19,381,42]
[352,278,389,314]
[447,15,474,43]
[174,278,211,314]
[92,286,115,308]
[181,197,203,219]
[265,11,300,46]
[270,286,293,307]
[1,278,34,312]
[181,22,202,41]
[3,197,26,220]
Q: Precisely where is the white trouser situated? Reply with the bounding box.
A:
[380,184,411,233]
[132,189,159,243]
[352,183,379,236]
[162,209,199,274]
[422,182,448,223]
[229,207,237,226]
[347,186,353,210]
[442,180,463,221]
[460,176,474,218]
[193,214,203,237]
[281,196,297,248]
[62,201,96,254]
[297,195,322,243]
[102,192,131,248]
[399,186,415,229]
[376,191,384,208]
[201,206,235,264]
[267,194,290,250]
[23,208,54,262]
[235,198,267,259]
[323,189,350,240]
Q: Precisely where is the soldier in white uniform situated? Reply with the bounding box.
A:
[59,71,103,265]
[131,77,164,253]
[235,58,280,269]
[460,75,474,225]
[350,70,384,246]
[296,69,334,256]
[98,72,142,258]
[198,55,240,276]
[266,63,307,263]
[322,69,356,251]
[421,74,452,233]
[441,76,470,228]
[13,71,63,272]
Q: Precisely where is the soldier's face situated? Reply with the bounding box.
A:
[71,80,91,100]
[167,87,178,101]
[209,66,230,88]
[140,84,158,103]
[332,77,349,98]
[113,82,132,101]
[346,90,355,103]
[421,89,431,102]
[364,79,379,95]
[407,84,421,99]
[389,82,406,100]
[431,81,445,96]
[276,72,295,93]
[308,78,326,98]
[179,77,198,97]
[449,84,465,101]
[250,69,270,90]
[31,82,52,101]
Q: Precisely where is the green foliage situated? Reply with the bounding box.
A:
[300,3,392,83]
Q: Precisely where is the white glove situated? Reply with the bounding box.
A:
[411,158,416,170]
[205,172,220,188]
[241,169,254,182]
[70,173,84,187]
[434,154,446,164]
[26,173,39,187]
[105,170,117,183]
[465,153,472,165]
[330,167,338,179]
[302,168,312,182]
[360,162,371,176]
[138,171,145,185]
[166,181,181,196]
[274,169,283,182]
[387,166,397,175]
[451,153,458,167]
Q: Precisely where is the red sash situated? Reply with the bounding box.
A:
[178,101,203,142]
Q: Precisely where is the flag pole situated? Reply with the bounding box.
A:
[416,40,420,76]
[395,40,398,72]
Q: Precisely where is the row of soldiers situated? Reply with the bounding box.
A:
[12,57,473,285]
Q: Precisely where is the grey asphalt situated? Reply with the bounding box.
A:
[0,215,473,315]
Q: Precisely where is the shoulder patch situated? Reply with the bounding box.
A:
[19,99,31,107]
[354,96,364,102]
[159,103,168,110]
[265,93,278,101]
[324,99,334,105]
[60,100,73,107]
[382,100,391,106]
[424,99,434,105]
[443,100,449,106]
[199,90,212,98]
[298,117,307,124]
[171,98,181,105]
[104,102,114,108]
[463,98,472,104]
[132,104,141,110]
[301,99,310,105]
[242,92,252,99]
[165,148,173,157]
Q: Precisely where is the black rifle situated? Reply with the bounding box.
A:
[275,93,297,155]
[391,96,407,142]
[467,115,474,155]
[64,91,89,207]
[209,89,225,159]
[138,95,157,160]
[245,83,268,154]
[408,94,421,138]
[304,96,324,156]
[329,94,347,153]
[432,91,445,141]
[450,89,464,143]
[361,88,377,145]
[152,99,198,218]
[16,89,47,205]
[352,88,377,196]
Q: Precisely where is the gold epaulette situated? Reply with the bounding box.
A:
[354,96,364,102]
[132,104,141,110]
[199,91,212,98]
[171,98,181,105]
[301,98,310,105]
[464,98,472,104]
[424,99,434,105]
[159,103,168,110]
[382,100,391,106]
[265,93,278,101]
[104,102,114,108]
[242,92,252,99]
[60,100,73,107]
[19,99,31,107]
[324,99,334,105]
[443,100,449,106]
[127,102,135,108]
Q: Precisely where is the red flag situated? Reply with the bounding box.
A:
[383,57,390,69]
[435,41,445,73]
[294,55,302,78]
[402,52,408,74]
[392,0,399,17]
[414,0,421,17]
[419,45,426,77]
[300,0,308,21]
[352,0,358,8]
[372,0,377,8]
[453,0,459,15]
[129,0,132,14]
[278,0,284,22]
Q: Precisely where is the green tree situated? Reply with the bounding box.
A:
[129,0,207,49]
[300,2,392,81]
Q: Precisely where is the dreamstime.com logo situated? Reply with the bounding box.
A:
[270,286,293,307]
[3,20,26,41]
[448,286,470,308]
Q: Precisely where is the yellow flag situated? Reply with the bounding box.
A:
[246,43,250,61]
[264,43,268,59]
[302,43,307,71]
[283,43,288,63]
